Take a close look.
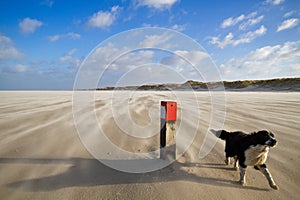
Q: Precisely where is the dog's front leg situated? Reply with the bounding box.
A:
[224,157,230,165]
[257,164,279,190]
[239,166,247,186]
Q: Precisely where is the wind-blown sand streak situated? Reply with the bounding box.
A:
[0,91,299,199]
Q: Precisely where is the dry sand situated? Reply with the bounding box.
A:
[0,91,299,199]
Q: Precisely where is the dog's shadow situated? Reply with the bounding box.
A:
[194,162,270,191]
[1,157,269,192]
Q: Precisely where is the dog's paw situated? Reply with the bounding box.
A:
[270,184,279,190]
[238,180,245,186]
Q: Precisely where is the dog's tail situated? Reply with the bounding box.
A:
[210,129,229,140]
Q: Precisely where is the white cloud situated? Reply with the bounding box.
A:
[48,35,60,42]
[215,12,266,48]
[210,26,267,48]
[135,0,178,10]
[170,24,186,31]
[220,41,300,80]
[161,50,209,66]
[59,49,81,70]
[239,15,264,30]
[88,43,154,71]
[19,18,43,34]
[159,50,211,80]
[59,49,77,62]
[265,0,285,5]
[277,18,299,32]
[246,45,281,60]
[221,14,245,29]
[0,34,24,61]
[87,6,120,29]
[66,32,80,39]
[141,23,185,32]
[111,50,154,70]
[283,11,295,18]
[233,25,267,45]
[48,32,81,42]
[141,23,158,28]
[221,12,258,29]
[138,32,173,48]
[210,32,234,49]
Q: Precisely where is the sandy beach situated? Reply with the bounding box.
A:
[0,91,299,199]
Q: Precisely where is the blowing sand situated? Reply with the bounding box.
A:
[0,91,299,199]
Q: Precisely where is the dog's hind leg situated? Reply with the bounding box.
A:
[257,164,279,190]
[233,156,238,170]
[239,166,247,186]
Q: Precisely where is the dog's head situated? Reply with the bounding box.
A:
[256,130,277,147]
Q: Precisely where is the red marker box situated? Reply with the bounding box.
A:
[161,101,177,121]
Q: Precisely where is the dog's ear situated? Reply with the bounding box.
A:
[264,130,275,137]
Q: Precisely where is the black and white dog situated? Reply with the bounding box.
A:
[210,129,278,190]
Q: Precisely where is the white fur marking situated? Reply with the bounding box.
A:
[244,145,269,166]
[239,167,246,185]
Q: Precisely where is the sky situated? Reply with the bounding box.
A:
[0,0,300,90]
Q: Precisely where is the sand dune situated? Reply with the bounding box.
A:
[0,91,299,199]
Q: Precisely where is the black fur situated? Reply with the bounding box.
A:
[210,129,278,190]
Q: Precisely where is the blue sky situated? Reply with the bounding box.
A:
[0,0,299,90]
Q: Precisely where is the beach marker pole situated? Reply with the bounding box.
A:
[160,101,177,160]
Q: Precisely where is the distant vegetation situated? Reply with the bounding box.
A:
[96,77,300,91]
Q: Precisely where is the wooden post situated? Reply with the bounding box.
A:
[160,101,177,160]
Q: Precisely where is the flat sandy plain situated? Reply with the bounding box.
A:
[0,91,299,199]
